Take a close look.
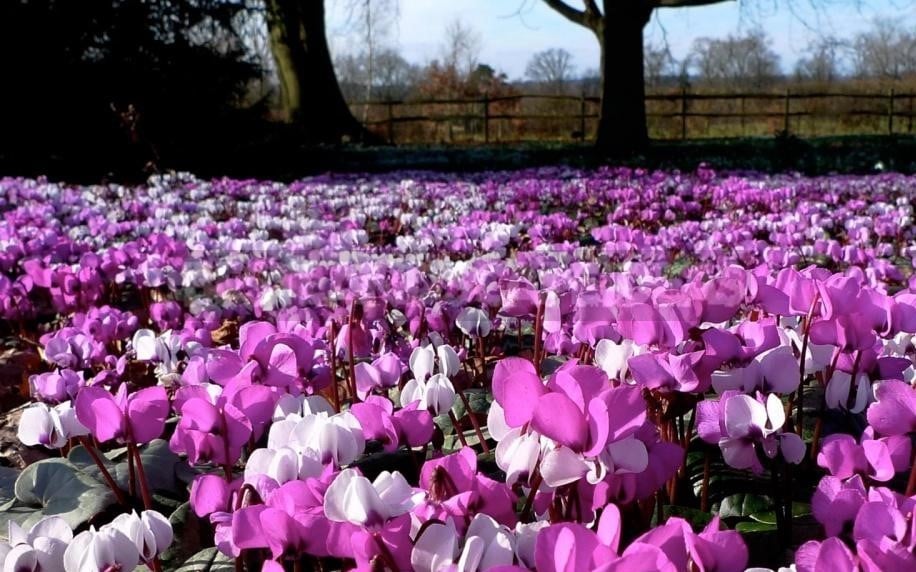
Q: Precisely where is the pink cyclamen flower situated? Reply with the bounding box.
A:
[817,429,911,482]
[354,353,404,400]
[75,384,168,445]
[170,383,276,466]
[866,380,916,436]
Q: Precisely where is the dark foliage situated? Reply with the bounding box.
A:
[0,0,263,181]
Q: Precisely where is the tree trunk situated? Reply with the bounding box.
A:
[595,2,652,154]
[265,0,379,144]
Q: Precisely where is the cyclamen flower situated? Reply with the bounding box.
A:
[170,383,276,466]
[108,510,173,565]
[18,401,89,448]
[350,397,435,452]
[816,429,911,482]
[866,380,916,436]
[711,345,801,395]
[456,306,492,337]
[401,344,460,415]
[492,358,651,488]
[697,392,805,473]
[75,384,169,445]
[29,369,83,403]
[416,447,517,530]
[1,516,72,572]
[323,468,425,529]
[532,507,748,572]
[63,526,139,572]
[411,515,515,572]
[824,370,874,413]
[354,353,404,400]
[266,396,364,467]
[811,475,868,537]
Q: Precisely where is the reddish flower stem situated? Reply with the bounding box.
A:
[329,320,340,412]
[448,411,469,449]
[906,450,916,497]
[521,462,543,523]
[77,437,128,506]
[347,304,359,402]
[129,443,154,510]
[456,390,490,453]
[533,293,546,371]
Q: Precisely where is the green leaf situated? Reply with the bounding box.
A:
[69,439,182,494]
[175,548,235,572]
[0,466,18,505]
[159,502,207,571]
[717,493,773,518]
[749,502,812,524]
[11,458,115,529]
[660,505,715,528]
[735,520,778,534]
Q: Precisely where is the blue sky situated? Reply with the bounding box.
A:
[327,0,916,80]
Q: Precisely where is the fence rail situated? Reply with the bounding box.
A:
[348,90,916,144]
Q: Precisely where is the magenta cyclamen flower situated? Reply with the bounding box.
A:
[866,380,916,436]
[817,428,911,482]
[170,383,276,466]
[75,384,168,445]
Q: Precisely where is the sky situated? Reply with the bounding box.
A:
[326,0,916,80]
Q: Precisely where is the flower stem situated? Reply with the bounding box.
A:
[533,293,546,371]
[795,294,820,431]
[78,437,128,506]
[448,411,469,449]
[347,303,358,402]
[700,449,711,513]
[127,443,136,498]
[456,390,490,453]
[521,463,543,522]
[129,443,154,510]
[906,450,916,497]
[329,320,340,412]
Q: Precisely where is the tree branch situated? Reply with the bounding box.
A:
[542,0,601,32]
[652,0,733,8]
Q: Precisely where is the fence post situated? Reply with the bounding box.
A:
[681,88,688,140]
[580,91,587,142]
[783,89,791,134]
[888,89,895,135]
[483,93,490,144]
[740,96,746,136]
[910,96,914,133]
[386,100,394,144]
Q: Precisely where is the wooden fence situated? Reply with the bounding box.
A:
[349,90,916,144]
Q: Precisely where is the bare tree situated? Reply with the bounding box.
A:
[335,47,418,101]
[525,48,576,93]
[690,29,780,89]
[340,0,399,120]
[441,18,482,79]
[644,42,675,88]
[852,19,916,82]
[794,36,845,84]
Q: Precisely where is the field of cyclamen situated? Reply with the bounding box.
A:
[1,166,915,572]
